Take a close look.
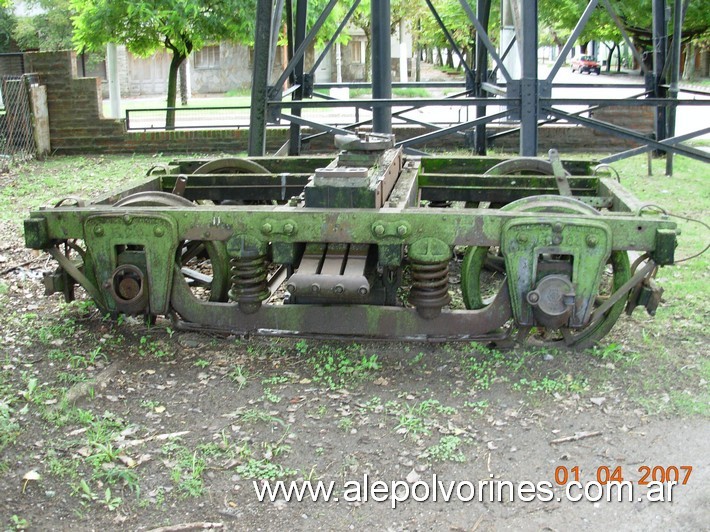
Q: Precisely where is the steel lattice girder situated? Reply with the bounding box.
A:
[248,0,709,166]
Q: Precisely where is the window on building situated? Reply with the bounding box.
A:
[194,45,221,69]
[351,42,362,64]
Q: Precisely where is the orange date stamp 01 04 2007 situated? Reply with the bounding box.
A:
[554,465,694,486]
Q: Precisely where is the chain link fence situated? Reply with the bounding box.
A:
[0,54,35,171]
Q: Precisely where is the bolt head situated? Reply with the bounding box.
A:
[586,235,598,248]
[261,223,273,234]
[358,286,369,296]
[123,214,132,225]
[516,233,528,244]
[552,222,564,233]
[396,225,408,237]
[93,226,104,236]
[286,283,296,293]
[310,283,320,294]
[333,284,344,294]
[154,227,165,237]
[552,235,563,245]
[373,224,386,237]
[283,223,295,235]
[527,291,540,304]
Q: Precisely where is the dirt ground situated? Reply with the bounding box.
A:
[0,155,708,531]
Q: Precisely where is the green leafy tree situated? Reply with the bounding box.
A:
[0,6,16,52]
[72,0,256,128]
[12,0,75,51]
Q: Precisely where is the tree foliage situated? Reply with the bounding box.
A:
[72,0,256,128]
[12,0,75,51]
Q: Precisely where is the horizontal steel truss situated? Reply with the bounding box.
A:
[250,0,709,165]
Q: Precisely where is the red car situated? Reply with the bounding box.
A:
[571,55,601,75]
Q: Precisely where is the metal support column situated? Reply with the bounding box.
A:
[519,0,538,156]
[372,0,392,134]
[665,0,683,175]
[288,0,308,155]
[652,0,668,151]
[474,0,491,155]
[248,0,274,156]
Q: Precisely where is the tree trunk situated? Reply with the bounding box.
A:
[606,43,616,73]
[179,61,189,106]
[616,43,622,72]
[682,42,694,80]
[166,52,187,130]
[446,48,454,68]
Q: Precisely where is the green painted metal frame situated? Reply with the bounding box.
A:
[24,155,678,342]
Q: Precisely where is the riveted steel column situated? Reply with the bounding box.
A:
[519,0,538,156]
[474,0,491,155]
[665,0,683,175]
[288,0,308,155]
[372,0,392,134]
[248,0,273,156]
[652,0,668,150]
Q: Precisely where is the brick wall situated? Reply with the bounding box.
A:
[24,50,655,156]
[24,51,125,153]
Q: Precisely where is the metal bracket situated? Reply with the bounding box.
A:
[549,149,573,197]
[502,218,612,327]
[84,214,179,315]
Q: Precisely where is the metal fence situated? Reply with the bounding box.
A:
[0,74,36,169]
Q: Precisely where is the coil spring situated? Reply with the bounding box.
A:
[229,253,270,314]
[408,259,451,319]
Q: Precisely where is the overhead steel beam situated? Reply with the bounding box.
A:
[308,0,362,77]
[424,0,473,76]
[519,0,538,155]
[248,0,273,156]
[396,110,511,149]
[545,107,710,164]
[546,0,599,82]
[273,0,340,91]
[474,0,492,155]
[288,0,308,155]
[372,0,392,133]
[601,127,710,164]
[600,0,649,75]
[652,0,668,148]
[665,0,684,175]
[457,0,513,83]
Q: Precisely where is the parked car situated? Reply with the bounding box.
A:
[571,55,601,75]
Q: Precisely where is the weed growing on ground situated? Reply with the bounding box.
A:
[427,436,467,462]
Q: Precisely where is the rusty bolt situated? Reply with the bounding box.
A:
[517,233,528,244]
[261,223,273,234]
[552,222,564,233]
[93,226,104,236]
[373,224,386,237]
[123,214,132,225]
[283,223,295,235]
[154,227,165,237]
[586,235,598,248]
[397,225,408,237]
